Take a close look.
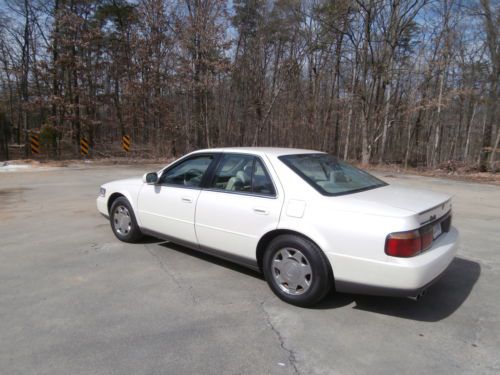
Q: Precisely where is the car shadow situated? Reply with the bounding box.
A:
[136,235,168,244]
[315,257,481,322]
[150,239,264,280]
[138,237,480,322]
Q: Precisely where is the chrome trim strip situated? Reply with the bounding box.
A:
[419,199,451,216]
[200,187,278,200]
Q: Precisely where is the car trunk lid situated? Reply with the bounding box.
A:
[341,185,452,221]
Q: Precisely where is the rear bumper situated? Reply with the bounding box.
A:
[330,226,459,297]
[334,269,449,298]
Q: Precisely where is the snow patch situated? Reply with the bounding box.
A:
[0,163,33,172]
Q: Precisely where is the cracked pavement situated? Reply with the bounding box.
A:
[1,164,499,374]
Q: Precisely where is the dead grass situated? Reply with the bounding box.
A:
[362,163,500,186]
[4,157,499,185]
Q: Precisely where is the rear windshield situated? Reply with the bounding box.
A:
[279,153,387,196]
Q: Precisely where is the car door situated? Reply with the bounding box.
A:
[137,153,216,246]
[195,153,284,263]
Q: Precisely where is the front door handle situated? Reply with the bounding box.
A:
[253,207,269,215]
[181,197,193,203]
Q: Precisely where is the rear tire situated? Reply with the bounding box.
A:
[109,197,143,243]
[263,234,333,307]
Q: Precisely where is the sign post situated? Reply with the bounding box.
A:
[29,132,40,156]
[80,137,89,157]
[122,135,131,153]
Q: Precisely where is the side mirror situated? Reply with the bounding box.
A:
[143,172,158,184]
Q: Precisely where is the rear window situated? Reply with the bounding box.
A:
[279,153,387,196]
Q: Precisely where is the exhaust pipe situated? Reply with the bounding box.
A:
[409,289,428,301]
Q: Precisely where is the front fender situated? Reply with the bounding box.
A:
[100,181,144,225]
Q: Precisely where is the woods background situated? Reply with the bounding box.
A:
[0,0,498,170]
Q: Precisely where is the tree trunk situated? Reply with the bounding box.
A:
[479,0,499,170]
[432,65,446,167]
[344,64,357,160]
[21,0,30,156]
[379,82,391,164]
[490,131,499,170]
[463,101,476,161]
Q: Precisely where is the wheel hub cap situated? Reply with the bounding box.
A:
[272,248,312,295]
[113,205,131,236]
[284,261,301,281]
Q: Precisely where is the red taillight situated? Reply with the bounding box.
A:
[385,230,422,257]
[420,227,434,251]
[386,212,451,257]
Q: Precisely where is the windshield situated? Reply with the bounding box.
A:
[279,154,387,196]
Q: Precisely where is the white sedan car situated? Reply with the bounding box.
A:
[97,147,459,306]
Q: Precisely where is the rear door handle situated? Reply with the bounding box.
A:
[253,207,269,215]
[181,197,193,203]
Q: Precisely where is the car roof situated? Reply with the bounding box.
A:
[191,147,324,157]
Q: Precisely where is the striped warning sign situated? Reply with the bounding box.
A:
[80,137,89,156]
[30,133,40,155]
[122,135,131,152]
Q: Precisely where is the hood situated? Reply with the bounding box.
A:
[104,177,143,188]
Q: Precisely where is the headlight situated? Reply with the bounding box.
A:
[99,187,106,197]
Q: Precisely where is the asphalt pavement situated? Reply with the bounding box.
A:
[0,163,499,374]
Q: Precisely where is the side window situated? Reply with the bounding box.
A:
[210,154,276,196]
[210,154,254,192]
[160,155,213,188]
[252,159,276,196]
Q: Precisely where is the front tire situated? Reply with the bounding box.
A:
[263,234,333,307]
[109,197,143,243]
